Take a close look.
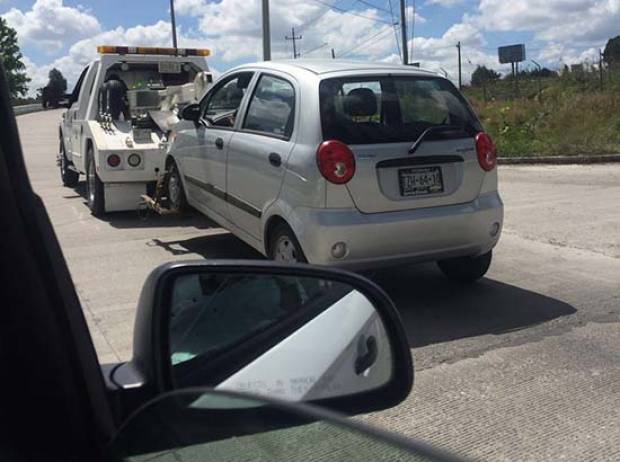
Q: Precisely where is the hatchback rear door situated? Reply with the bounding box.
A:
[319,75,484,214]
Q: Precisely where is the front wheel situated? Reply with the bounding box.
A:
[86,151,105,216]
[268,224,307,264]
[167,162,188,212]
[59,141,79,187]
[437,250,492,282]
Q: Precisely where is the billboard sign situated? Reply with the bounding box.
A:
[498,44,526,64]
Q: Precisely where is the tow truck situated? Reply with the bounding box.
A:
[58,45,213,215]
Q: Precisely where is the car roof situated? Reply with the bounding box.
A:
[233,59,438,78]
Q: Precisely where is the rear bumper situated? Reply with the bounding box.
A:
[293,191,504,270]
[95,148,166,183]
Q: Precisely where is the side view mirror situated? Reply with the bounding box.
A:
[180,103,201,122]
[116,261,413,417]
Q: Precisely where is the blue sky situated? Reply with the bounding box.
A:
[2,0,618,94]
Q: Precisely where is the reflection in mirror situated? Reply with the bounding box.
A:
[168,272,393,402]
[112,389,450,462]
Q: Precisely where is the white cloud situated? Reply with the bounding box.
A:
[468,0,620,45]
[426,0,466,6]
[2,0,101,53]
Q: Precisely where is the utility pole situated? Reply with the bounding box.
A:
[456,41,462,89]
[169,0,178,48]
[599,49,604,90]
[331,48,336,59]
[262,0,271,60]
[532,59,543,101]
[285,27,302,59]
[400,0,408,65]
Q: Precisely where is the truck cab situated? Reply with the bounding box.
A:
[59,45,212,215]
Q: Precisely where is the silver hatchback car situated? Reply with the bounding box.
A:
[167,60,503,281]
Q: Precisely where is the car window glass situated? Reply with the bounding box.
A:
[320,76,479,144]
[243,74,295,138]
[203,72,253,128]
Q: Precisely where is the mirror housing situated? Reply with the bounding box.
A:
[120,261,413,417]
[180,103,201,122]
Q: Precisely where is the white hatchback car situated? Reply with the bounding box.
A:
[166,60,503,281]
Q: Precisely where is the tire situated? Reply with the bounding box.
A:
[437,250,492,282]
[268,223,308,264]
[85,150,105,216]
[59,141,79,187]
[167,162,188,212]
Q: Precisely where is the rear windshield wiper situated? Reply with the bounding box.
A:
[408,125,472,154]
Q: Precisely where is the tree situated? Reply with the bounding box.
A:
[0,17,30,99]
[471,65,500,86]
[603,35,620,66]
[46,68,67,98]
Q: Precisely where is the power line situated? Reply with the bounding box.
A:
[298,0,347,30]
[340,26,394,57]
[354,0,391,14]
[387,0,401,58]
[302,42,329,56]
[308,0,396,25]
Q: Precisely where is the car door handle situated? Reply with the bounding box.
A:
[268,152,282,167]
[354,335,378,375]
[215,137,224,150]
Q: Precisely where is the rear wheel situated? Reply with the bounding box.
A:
[86,150,105,216]
[437,250,492,282]
[167,162,187,212]
[268,224,307,264]
[59,141,79,187]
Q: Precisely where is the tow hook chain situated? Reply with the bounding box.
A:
[139,168,174,220]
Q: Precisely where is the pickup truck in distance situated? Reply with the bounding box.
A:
[58,45,212,215]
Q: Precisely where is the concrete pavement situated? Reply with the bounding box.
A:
[17,109,620,460]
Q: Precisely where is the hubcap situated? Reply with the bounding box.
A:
[274,236,299,262]
[168,172,180,206]
[87,162,96,205]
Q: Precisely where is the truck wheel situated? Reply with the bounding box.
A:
[268,224,307,264]
[59,141,79,187]
[167,162,187,212]
[437,250,492,282]
[86,151,105,216]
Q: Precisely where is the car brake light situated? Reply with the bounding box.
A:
[107,154,121,167]
[475,132,497,171]
[317,140,356,185]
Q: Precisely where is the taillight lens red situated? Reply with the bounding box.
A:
[475,132,497,171]
[316,140,356,184]
[107,154,121,168]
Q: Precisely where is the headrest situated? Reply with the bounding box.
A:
[343,88,377,117]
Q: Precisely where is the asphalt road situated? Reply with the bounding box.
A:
[18,109,620,461]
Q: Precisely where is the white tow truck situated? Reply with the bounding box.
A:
[58,45,213,215]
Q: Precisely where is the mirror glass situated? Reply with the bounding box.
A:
[167,272,393,402]
[111,389,445,462]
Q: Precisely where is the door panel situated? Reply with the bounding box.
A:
[227,133,293,238]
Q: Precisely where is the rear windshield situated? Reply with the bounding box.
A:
[319,76,481,144]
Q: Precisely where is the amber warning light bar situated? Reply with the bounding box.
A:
[97,46,210,57]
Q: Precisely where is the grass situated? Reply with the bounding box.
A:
[463,72,620,157]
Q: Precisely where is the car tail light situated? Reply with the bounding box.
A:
[317,140,356,184]
[475,132,497,171]
[107,154,121,168]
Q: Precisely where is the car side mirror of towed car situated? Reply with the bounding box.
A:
[180,103,201,122]
[108,261,413,421]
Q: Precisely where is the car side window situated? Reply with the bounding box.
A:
[243,74,295,139]
[202,72,254,128]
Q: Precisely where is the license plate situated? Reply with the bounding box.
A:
[158,61,181,74]
[398,167,444,196]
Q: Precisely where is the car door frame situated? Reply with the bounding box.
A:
[225,69,300,241]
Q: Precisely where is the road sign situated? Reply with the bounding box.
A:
[498,44,526,64]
